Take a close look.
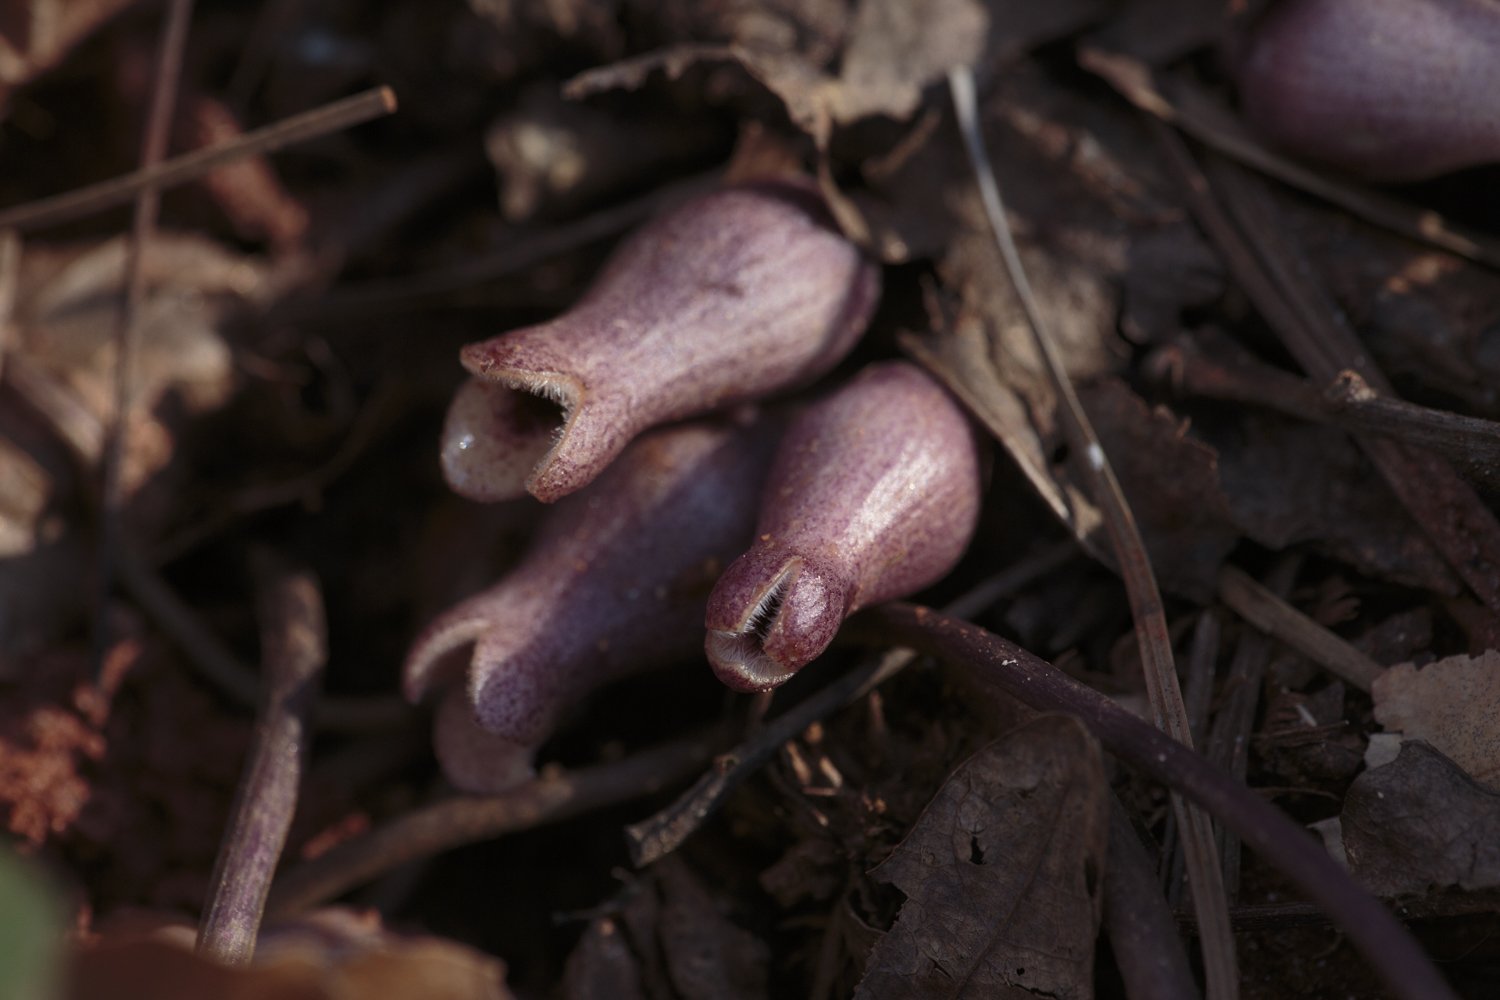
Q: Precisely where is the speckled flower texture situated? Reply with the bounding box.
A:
[1239,0,1500,181]
[706,362,983,692]
[406,417,776,791]
[441,179,880,503]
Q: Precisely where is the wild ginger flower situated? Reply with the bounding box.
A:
[406,416,777,790]
[440,180,879,503]
[706,362,983,692]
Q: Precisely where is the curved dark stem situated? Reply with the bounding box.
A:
[853,602,1456,1000]
[197,556,325,963]
[265,730,721,919]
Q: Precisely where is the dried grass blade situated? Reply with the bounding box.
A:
[95,0,195,679]
[0,87,397,232]
[947,66,1237,999]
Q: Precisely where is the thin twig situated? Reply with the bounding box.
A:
[265,731,721,918]
[96,0,195,679]
[0,87,397,232]
[1323,371,1500,486]
[947,66,1237,1000]
[198,555,326,964]
[1217,566,1384,692]
[629,648,915,867]
[855,602,1456,1000]
[625,551,1073,866]
[289,170,723,318]
[1146,337,1500,491]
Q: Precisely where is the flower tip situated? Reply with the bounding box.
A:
[402,604,489,704]
[706,628,797,692]
[704,552,845,691]
[469,645,559,748]
[440,377,557,502]
[433,686,537,793]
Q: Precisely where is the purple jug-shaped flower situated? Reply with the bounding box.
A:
[706,362,982,692]
[1238,0,1500,181]
[441,179,880,503]
[407,415,777,790]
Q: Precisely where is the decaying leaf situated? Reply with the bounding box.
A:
[855,714,1108,1000]
[826,0,989,125]
[562,917,647,1000]
[1373,650,1500,789]
[17,234,262,415]
[563,856,769,1000]
[6,232,269,535]
[569,0,1111,260]
[0,392,84,667]
[1207,412,1456,594]
[1082,378,1239,600]
[1341,741,1500,897]
[0,0,139,98]
[903,320,1104,557]
[67,907,513,1000]
[1118,225,1225,344]
[485,85,724,222]
[656,856,770,1000]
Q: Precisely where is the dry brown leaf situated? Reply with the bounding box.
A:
[562,917,647,1000]
[908,331,1241,600]
[1207,411,1456,594]
[855,714,1108,1000]
[563,856,769,1000]
[67,908,513,1000]
[567,0,1122,268]
[17,234,260,412]
[1118,225,1225,344]
[624,0,849,63]
[828,0,988,124]
[0,0,139,97]
[1341,741,1500,897]
[903,320,1105,558]
[485,85,723,222]
[570,0,1014,142]
[1082,378,1239,601]
[1373,650,1500,788]
[655,856,770,1000]
[10,233,268,519]
[0,390,84,667]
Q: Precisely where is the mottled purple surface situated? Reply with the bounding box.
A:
[705,362,983,692]
[406,416,777,786]
[1239,0,1500,181]
[441,179,880,503]
[430,685,534,793]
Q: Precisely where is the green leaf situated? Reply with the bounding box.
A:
[0,847,62,1000]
